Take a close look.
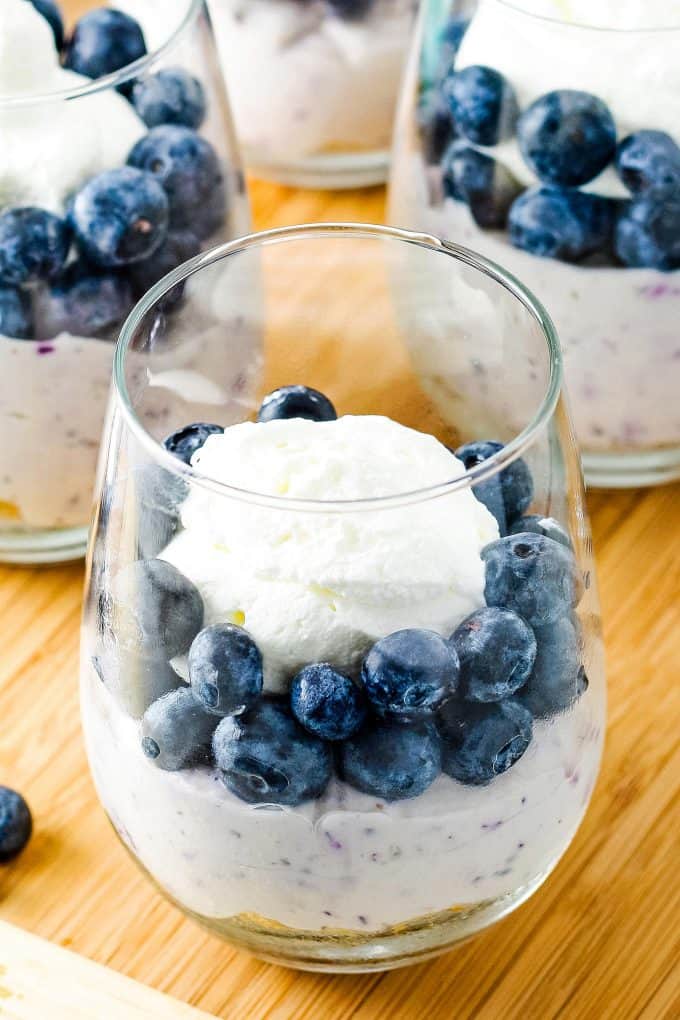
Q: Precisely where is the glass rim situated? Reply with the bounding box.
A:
[497,0,680,33]
[114,222,564,513]
[0,0,203,109]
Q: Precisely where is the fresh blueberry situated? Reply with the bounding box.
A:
[442,141,522,229]
[338,719,441,801]
[132,68,207,130]
[521,616,587,718]
[98,646,185,719]
[70,167,169,269]
[451,607,536,703]
[0,207,71,286]
[128,126,226,240]
[30,0,64,50]
[142,688,216,770]
[482,532,584,627]
[290,663,367,741]
[509,187,616,262]
[455,440,506,534]
[439,16,469,67]
[130,230,201,309]
[518,89,616,187]
[162,422,224,465]
[189,624,263,717]
[64,9,146,80]
[509,514,572,548]
[361,629,460,722]
[615,131,680,199]
[0,786,32,862]
[213,699,333,806]
[257,385,337,423]
[418,93,455,166]
[437,698,532,785]
[442,65,518,146]
[0,286,33,340]
[614,197,680,271]
[455,440,533,526]
[111,558,204,659]
[326,0,374,19]
[33,261,133,340]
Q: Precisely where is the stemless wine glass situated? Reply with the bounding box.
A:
[389,0,680,487]
[81,223,605,971]
[0,0,249,564]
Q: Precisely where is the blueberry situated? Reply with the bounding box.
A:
[362,629,460,722]
[30,0,64,50]
[509,187,616,263]
[70,167,169,269]
[0,285,32,340]
[455,440,533,526]
[0,786,32,862]
[111,558,203,659]
[437,698,532,785]
[521,616,587,718]
[128,126,226,240]
[64,9,146,80]
[213,700,333,806]
[99,646,185,719]
[0,207,71,286]
[162,422,224,465]
[439,16,469,67]
[518,89,616,187]
[509,514,572,548]
[34,261,133,340]
[130,230,201,309]
[442,141,522,229]
[290,663,367,741]
[257,385,337,423]
[615,131,680,199]
[135,463,187,558]
[451,607,536,703]
[418,93,455,166]
[142,688,216,771]
[338,719,441,801]
[326,0,374,19]
[132,68,207,130]
[189,623,263,717]
[442,65,518,146]
[482,533,584,627]
[615,197,680,271]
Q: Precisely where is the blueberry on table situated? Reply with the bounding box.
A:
[615,131,680,199]
[33,261,133,340]
[130,230,201,308]
[30,0,64,50]
[455,440,533,527]
[521,616,587,718]
[0,786,32,863]
[142,688,216,771]
[482,533,584,627]
[509,514,572,548]
[162,422,224,465]
[290,663,367,741]
[133,68,207,130]
[0,285,33,340]
[189,623,263,717]
[518,90,617,188]
[112,558,203,659]
[437,698,532,785]
[451,607,536,703]
[64,9,146,80]
[128,126,226,240]
[442,141,522,230]
[339,718,441,801]
[614,197,680,271]
[0,208,70,286]
[442,65,518,146]
[257,385,338,423]
[70,167,169,269]
[509,187,616,263]
[213,700,333,806]
[362,629,460,722]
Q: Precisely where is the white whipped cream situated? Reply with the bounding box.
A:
[456,0,680,197]
[160,415,499,692]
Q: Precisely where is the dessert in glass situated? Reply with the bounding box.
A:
[81,223,605,971]
[0,0,249,563]
[389,0,680,487]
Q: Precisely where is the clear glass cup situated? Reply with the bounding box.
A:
[0,0,249,564]
[81,223,605,971]
[389,0,680,487]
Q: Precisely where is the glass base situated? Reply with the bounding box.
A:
[248,149,389,190]
[583,447,680,489]
[0,525,88,564]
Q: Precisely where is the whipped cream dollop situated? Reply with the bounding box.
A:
[456,0,680,198]
[161,415,499,692]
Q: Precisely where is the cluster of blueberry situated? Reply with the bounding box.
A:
[96,386,588,808]
[0,4,226,341]
[421,16,680,270]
